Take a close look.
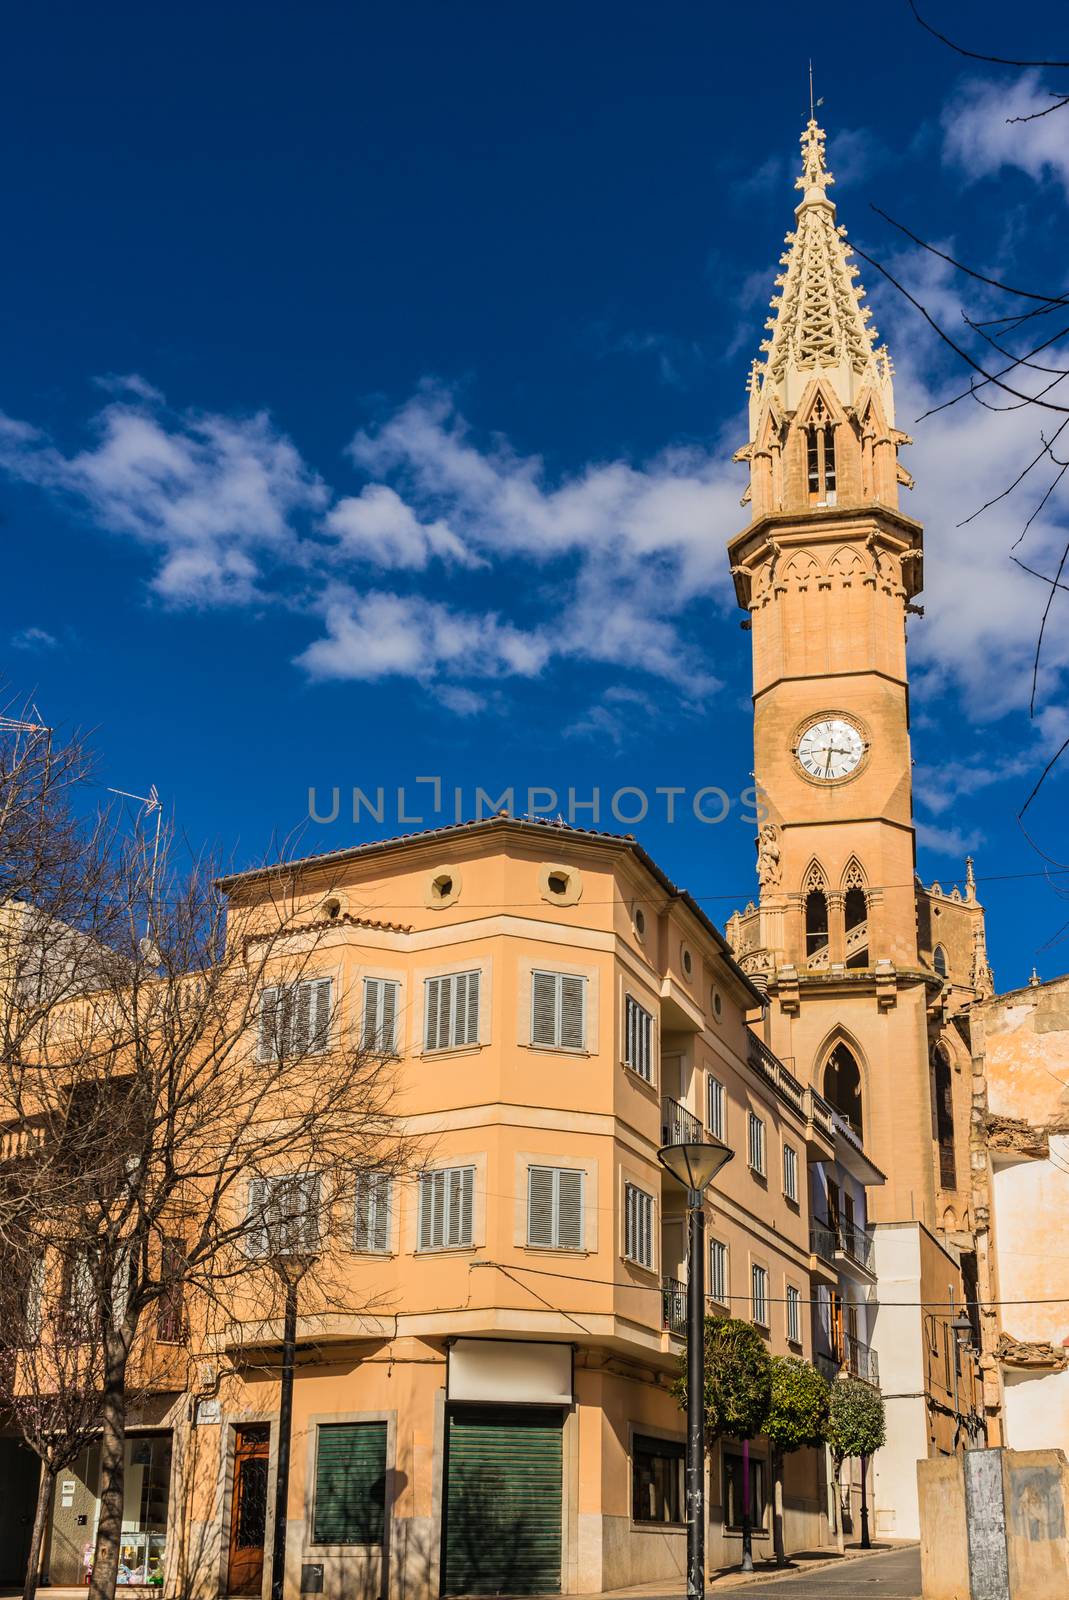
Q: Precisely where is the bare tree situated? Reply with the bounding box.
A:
[0,720,410,1600]
[852,8,1069,860]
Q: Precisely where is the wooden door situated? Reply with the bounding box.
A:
[227,1425,270,1596]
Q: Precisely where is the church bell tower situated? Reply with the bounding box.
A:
[725,119,971,1230]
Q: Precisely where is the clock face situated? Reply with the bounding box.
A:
[796,717,865,781]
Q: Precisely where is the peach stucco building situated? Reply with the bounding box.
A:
[144,815,826,1600]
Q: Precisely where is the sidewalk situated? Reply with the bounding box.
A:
[578,1539,920,1598]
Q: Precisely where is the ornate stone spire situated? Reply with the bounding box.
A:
[751,120,894,426]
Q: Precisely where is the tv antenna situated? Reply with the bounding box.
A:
[108,783,163,964]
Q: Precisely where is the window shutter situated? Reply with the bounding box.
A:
[354,1172,391,1252]
[450,1166,475,1246]
[556,1169,583,1249]
[425,978,440,1050]
[439,976,455,1047]
[527,1167,554,1246]
[293,982,313,1054]
[311,979,332,1052]
[560,977,585,1050]
[362,979,380,1051]
[463,972,479,1045]
[380,981,397,1053]
[259,988,280,1061]
[313,1422,388,1545]
[625,1184,635,1261]
[246,1178,268,1257]
[419,1172,440,1249]
[531,973,558,1046]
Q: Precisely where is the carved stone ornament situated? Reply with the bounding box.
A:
[995,1332,1069,1372]
[757,823,781,889]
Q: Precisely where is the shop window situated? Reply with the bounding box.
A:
[313,1422,387,1545]
[724,1450,767,1532]
[632,1434,685,1524]
[115,1434,172,1585]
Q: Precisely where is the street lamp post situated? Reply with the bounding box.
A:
[270,1254,312,1600]
[951,1312,974,1454]
[657,1137,735,1600]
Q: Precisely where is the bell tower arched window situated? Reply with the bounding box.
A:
[805,888,829,962]
[933,945,948,979]
[805,397,837,506]
[823,1043,863,1140]
[843,860,868,968]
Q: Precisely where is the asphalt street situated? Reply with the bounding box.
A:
[714,1546,922,1599]
[629,1546,924,1600]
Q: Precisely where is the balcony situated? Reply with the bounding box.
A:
[661,1096,705,1148]
[662,1277,687,1336]
[830,1109,885,1186]
[803,1086,836,1159]
[746,1028,805,1116]
[809,1219,839,1285]
[836,1216,876,1279]
[844,1330,880,1387]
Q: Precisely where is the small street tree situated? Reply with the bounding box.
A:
[673,1316,772,1573]
[764,1357,830,1567]
[827,1379,886,1550]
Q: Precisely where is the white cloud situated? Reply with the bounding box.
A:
[915,819,985,858]
[943,73,1069,196]
[297,587,552,684]
[325,484,476,570]
[9,626,58,652]
[0,392,327,606]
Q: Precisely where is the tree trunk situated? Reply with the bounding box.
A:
[772,1447,786,1567]
[22,1462,54,1600]
[834,1457,844,1554]
[88,1330,129,1600]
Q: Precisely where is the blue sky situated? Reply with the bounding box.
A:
[2,1,1067,985]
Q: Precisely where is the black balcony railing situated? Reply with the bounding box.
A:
[809,1219,838,1263]
[837,1217,876,1274]
[661,1097,704,1148]
[662,1277,687,1335]
[844,1330,880,1386]
[746,1029,804,1114]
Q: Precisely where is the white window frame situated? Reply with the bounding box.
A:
[709,1236,728,1306]
[707,1074,725,1140]
[624,1182,655,1269]
[748,1111,766,1176]
[417,1165,475,1250]
[424,971,480,1052]
[786,1283,801,1344]
[361,977,400,1055]
[527,1165,585,1250]
[258,978,332,1061]
[530,971,587,1052]
[751,1262,769,1328]
[625,995,654,1083]
[783,1142,798,1204]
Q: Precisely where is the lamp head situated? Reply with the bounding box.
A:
[952,1313,973,1343]
[657,1137,734,1195]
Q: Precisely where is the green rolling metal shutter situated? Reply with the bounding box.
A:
[443,1407,563,1595]
[312,1422,387,1544]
